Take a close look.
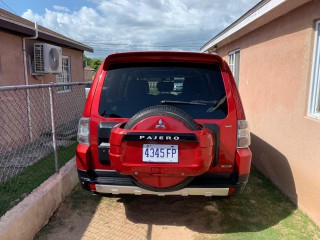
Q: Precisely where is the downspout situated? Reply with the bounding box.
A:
[23,22,38,140]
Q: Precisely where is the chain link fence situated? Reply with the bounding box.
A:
[0,82,88,216]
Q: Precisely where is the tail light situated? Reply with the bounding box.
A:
[77,117,90,145]
[89,183,96,191]
[237,120,250,148]
[228,187,236,195]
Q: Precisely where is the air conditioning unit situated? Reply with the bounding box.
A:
[34,43,62,74]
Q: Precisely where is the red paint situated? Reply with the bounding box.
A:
[235,148,252,175]
[89,183,96,191]
[228,188,236,195]
[77,51,252,192]
[76,144,91,171]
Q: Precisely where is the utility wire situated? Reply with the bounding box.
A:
[93,48,200,52]
[81,39,208,46]
[0,0,17,15]
[80,42,202,49]
[81,38,210,45]
[87,45,201,48]
[86,42,202,46]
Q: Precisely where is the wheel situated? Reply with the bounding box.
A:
[123,105,200,191]
[124,105,199,130]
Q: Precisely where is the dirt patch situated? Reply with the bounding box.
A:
[35,190,209,240]
[35,168,320,240]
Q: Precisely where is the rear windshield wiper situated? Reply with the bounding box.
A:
[160,100,207,106]
[101,111,122,118]
[207,96,227,112]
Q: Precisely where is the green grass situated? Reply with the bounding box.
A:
[0,142,78,217]
[214,167,320,240]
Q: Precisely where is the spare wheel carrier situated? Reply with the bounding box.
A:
[108,105,215,192]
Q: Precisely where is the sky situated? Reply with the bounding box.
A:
[1,0,261,59]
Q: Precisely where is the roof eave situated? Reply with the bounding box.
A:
[37,30,93,52]
[0,16,93,53]
[200,0,311,52]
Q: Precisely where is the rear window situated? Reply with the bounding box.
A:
[99,62,228,119]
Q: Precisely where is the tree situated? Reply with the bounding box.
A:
[84,55,102,71]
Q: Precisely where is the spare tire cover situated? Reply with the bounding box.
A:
[124,105,200,192]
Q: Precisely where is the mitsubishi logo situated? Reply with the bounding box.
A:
[155,119,166,129]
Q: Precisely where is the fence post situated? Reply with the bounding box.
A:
[26,88,33,140]
[49,84,59,172]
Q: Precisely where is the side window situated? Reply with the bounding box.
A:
[56,56,71,92]
[228,49,240,86]
[308,21,320,119]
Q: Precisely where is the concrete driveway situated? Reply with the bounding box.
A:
[35,168,320,240]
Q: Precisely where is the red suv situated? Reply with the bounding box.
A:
[76,51,251,196]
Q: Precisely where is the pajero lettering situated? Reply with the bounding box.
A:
[139,135,180,141]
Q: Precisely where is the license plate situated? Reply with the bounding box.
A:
[142,144,178,163]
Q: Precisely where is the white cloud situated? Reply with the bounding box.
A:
[21,0,260,59]
[53,5,70,12]
[22,9,44,23]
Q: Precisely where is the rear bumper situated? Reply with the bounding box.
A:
[95,185,229,196]
[78,170,249,196]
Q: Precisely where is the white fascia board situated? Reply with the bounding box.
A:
[0,15,35,30]
[201,0,287,52]
[37,28,92,50]
[0,15,93,52]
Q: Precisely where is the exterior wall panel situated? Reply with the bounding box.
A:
[216,0,320,225]
[0,31,25,86]
[0,30,86,150]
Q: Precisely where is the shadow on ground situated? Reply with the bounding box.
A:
[250,133,298,204]
[120,167,296,234]
[35,165,306,240]
[36,133,304,239]
[120,133,298,234]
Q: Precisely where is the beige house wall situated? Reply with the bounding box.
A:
[215,0,320,225]
[0,30,25,86]
[0,30,85,86]
[0,30,86,150]
[84,67,94,82]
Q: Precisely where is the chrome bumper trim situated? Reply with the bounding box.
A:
[95,185,229,196]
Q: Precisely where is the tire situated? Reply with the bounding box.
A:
[124,105,199,130]
[124,105,199,191]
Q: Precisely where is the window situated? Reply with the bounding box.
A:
[99,62,228,119]
[56,56,71,92]
[309,21,320,119]
[228,50,240,86]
